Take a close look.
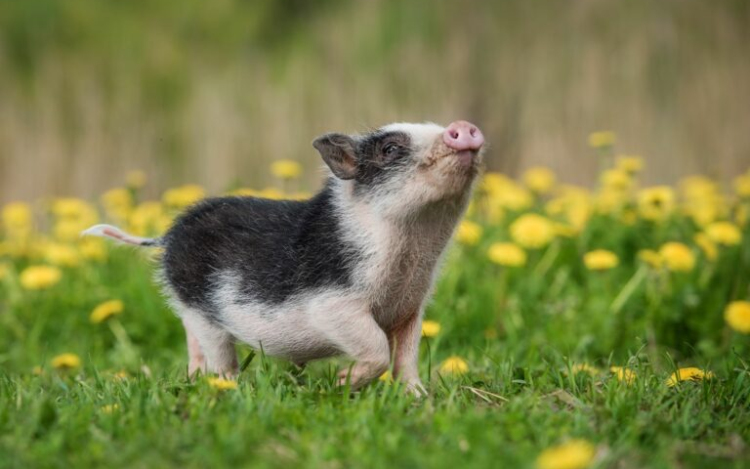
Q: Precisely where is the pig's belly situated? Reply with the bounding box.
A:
[215,290,351,363]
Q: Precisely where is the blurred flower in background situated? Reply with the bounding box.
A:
[666,367,714,387]
[90,299,124,324]
[271,160,303,180]
[51,353,81,370]
[725,301,750,334]
[439,356,469,375]
[20,265,62,290]
[583,250,619,271]
[510,214,555,249]
[536,439,596,469]
[488,242,527,267]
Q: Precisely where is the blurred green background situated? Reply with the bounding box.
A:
[0,0,748,203]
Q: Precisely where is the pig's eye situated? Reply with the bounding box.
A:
[383,143,399,157]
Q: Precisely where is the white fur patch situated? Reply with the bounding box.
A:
[379,122,445,150]
[206,271,364,362]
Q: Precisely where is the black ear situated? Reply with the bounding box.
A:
[312,133,357,180]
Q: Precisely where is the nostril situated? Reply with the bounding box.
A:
[443,120,484,151]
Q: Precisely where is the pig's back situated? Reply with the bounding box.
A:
[161,189,359,312]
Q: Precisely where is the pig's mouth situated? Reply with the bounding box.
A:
[423,147,482,174]
[446,147,482,174]
[455,149,478,168]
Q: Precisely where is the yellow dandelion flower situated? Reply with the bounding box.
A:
[583,250,619,271]
[101,404,120,414]
[510,214,556,249]
[44,242,80,268]
[51,353,81,370]
[79,237,107,262]
[545,198,566,216]
[610,366,636,384]
[455,220,482,246]
[522,167,556,194]
[52,198,98,222]
[379,370,392,382]
[666,367,714,387]
[637,186,675,221]
[128,201,165,236]
[421,320,441,338]
[162,185,205,209]
[101,187,133,221]
[258,187,285,200]
[90,299,124,324]
[588,130,616,148]
[658,242,695,272]
[553,188,592,232]
[638,249,663,269]
[705,221,742,246]
[693,233,718,261]
[20,265,62,290]
[504,185,535,211]
[102,187,132,209]
[594,187,629,215]
[615,155,644,173]
[229,188,259,197]
[482,173,533,211]
[600,169,631,191]
[439,356,469,375]
[270,160,303,180]
[51,219,83,242]
[112,370,129,380]
[481,172,507,194]
[487,242,527,267]
[570,363,599,376]
[536,439,596,469]
[207,377,238,390]
[32,366,43,376]
[724,301,750,334]
[680,175,718,201]
[287,192,313,201]
[734,172,750,198]
[155,215,173,235]
[2,201,33,234]
[126,170,147,189]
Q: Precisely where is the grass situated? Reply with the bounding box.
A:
[1,252,749,468]
[1,166,750,468]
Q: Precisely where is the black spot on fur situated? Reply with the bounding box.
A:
[161,184,360,318]
[354,131,412,188]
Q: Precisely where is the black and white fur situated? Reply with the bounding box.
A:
[84,122,484,394]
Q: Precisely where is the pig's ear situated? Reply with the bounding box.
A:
[313,133,357,180]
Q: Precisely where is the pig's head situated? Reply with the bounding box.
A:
[313,121,485,218]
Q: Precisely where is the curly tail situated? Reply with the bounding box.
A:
[81,224,161,247]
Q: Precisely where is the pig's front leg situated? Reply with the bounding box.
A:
[312,301,390,390]
[389,312,427,396]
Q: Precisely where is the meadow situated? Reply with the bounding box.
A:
[1,139,750,468]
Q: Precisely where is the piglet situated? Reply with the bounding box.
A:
[84,121,485,394]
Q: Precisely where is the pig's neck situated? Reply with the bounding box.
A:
[332,181,469,328]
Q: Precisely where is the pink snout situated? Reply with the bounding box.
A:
[443,120,484,152]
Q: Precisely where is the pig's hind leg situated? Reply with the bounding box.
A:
[180,309,238,377]
[311,299,390,390]
[183,319,207,375]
